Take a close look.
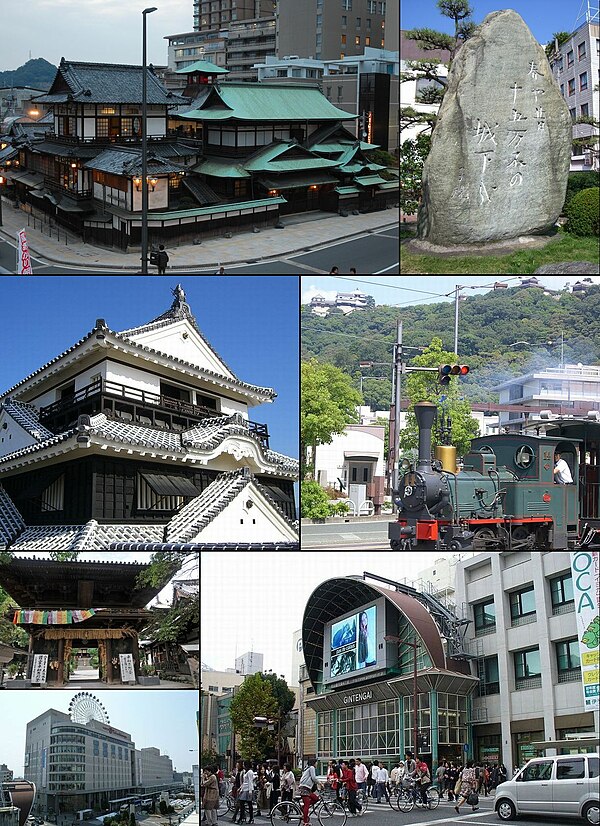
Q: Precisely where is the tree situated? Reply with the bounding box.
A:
[300,359,362,479]
[399,133,431,216]
[0,584,29,648]
[399,337,480,458]
[229,672,278,761]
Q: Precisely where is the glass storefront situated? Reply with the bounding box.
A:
[515,731,544,768]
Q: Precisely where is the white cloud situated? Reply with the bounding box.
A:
[301,285,338,304]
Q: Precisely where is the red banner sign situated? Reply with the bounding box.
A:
[16,228,33,274]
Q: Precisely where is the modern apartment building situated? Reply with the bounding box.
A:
[194,0,275,32]
[135,748,173,787]
[277,0,387,62]
[234,651,264,675]
[455,551,599,770]
[493,364,600,430]
[549,9,600,172]
[25,709,135,814]
[0,766,13,784]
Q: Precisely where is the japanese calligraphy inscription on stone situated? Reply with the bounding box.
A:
[417,9,571,245]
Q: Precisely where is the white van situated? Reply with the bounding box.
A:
[495,753,599,823]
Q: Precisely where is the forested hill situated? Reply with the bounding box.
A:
[0,58,56,89]
[301,283,600,409]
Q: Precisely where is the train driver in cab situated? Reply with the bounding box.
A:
[553,452,574,484]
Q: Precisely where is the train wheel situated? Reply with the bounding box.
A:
[472,528,498,550]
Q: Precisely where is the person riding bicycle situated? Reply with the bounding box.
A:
[414,760,431,807]
[299,758,320,826]
[403,752,417,802]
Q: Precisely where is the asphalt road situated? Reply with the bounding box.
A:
[0,225,399,275]
[302,519,393,549]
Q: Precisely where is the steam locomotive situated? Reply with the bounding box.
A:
[388,401,600,550]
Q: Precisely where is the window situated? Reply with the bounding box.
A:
[579,71,588,91]
[41,474,65,512]
[93,740,99,756]
[111,745,116,757]
[578,41,586,60]
[366,18,371,29]
[137,474,184,512]
[556,639,580,673]
[474,599,496,633]
[550,573,574,609]
[341,15,346,25]
[365,36,371,45]
[316,13,322,26]
[581,102,589,117]
[521,761,553,782]
[556,758,585,780]
[514,647,541,686]
[341,34,346,45]
[356,17,361,27]
[510,586,536,621]
[368,0,376,11]
[355,35,361,45]
[567,49,574,67]
[479,655,500,695]
[342,0,352,9]
[102,742,108,758]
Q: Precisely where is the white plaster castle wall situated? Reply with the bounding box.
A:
[104,360,161,395]
[127,318,237,378]
[198,485,296,543]
[0,409,37,458]
[218,396,249,418]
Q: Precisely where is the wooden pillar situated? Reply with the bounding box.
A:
[132,631,140,681]
[106,638,113,684]
[57,638,65,685]
[27,631,34,679]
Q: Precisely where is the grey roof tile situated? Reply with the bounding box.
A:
[2,399,54,442]
[34,59,188,106]
[109,541,299,550]
[84,148,187,176]
[87,414,184,452]
[0,484,26,548]
[8,520,166,550]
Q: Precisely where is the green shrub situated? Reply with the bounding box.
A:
[565,171,600,208]
[565,187,599,236]
[329,500,350,516]
[301,480,331,519]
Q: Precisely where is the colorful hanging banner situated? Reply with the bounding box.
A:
[13,608,96,625]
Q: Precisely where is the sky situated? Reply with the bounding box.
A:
[400,0,595,45]
[301,275,600,307]
[0,276,299,463]
[199,550,478,683]
[1,0,192,72]
[0,689,199,779]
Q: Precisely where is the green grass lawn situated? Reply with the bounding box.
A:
[400,228,599,274]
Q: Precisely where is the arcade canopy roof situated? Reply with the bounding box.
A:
[0,557,168,608]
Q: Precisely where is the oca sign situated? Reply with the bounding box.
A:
[570,552,600,711]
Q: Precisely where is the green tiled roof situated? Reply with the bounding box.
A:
[179,83,357,122]
[175,60,229,74]
[355,174,385,186]
[122,196,287,221]
[378,180,399,190]
[257,172,339,190]
[242,141,340,173]
[335,185,361,195]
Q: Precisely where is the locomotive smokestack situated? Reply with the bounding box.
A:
[414,401,437,472]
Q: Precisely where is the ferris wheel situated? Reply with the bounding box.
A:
[69,692,110,725]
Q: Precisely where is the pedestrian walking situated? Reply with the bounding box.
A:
[376,764,390,804]
[370,761,380,799]
[238,760,255,824]
[270,766,281,811]
[281,763,296,802]
[446,762,459,802]
[327,760,341,800]
[341,759,362,817]
[156,244,169,274]
[355,758,368,794]
[202,767,219,826]
[454,761,479,815]
[435,761,446,798]
[230,761,244,824]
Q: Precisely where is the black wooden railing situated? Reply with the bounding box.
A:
[39,378,270,447]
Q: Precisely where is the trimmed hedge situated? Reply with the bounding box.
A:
[565,187,599,236]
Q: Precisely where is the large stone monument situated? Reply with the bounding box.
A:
[417,9,572,246]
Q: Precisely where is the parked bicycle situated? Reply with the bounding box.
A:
[394,781,440,812]
[270,791,347,826]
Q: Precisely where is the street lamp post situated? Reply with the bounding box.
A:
[141,6,157,275]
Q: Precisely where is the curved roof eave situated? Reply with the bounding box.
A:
[302,577,447,691]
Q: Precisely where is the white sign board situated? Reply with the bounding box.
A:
[31,653,48,683]
[119,653,136,682]
[570,552,600,712]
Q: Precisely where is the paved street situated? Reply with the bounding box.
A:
[302,518,393,548]
[0,198,398,274]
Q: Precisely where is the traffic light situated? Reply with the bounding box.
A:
[438,364,470,385]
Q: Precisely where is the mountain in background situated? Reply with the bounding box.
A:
[0,58,56,90]
[301,282,600,410]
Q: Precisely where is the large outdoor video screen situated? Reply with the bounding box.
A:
[325,600,382,684]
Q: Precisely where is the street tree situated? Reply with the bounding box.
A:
[301,359,362,479]
[229,672,278,761]
[399,337,479,458]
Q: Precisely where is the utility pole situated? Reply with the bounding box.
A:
[392,319,402,502]
[454,285,462,357]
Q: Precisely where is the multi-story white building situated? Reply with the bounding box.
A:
[549,5,600,172]
[135,748,173,787]
[399,29,449,146]
[493,364,600,430]
[25,709,135,814]
[234,651,264,675]
[455,551,599,771]
[0,765,13,784]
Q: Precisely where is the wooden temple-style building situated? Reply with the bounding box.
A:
[0,557,174,685]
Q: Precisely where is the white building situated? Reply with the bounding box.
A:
[0,765,12,783]
[192,765,199,814]
[549,5,600,172]
[234,651,263,675]
[135,748,173,787]
[493,364,600,430]
[25,709,135,814]
[399,30,449,146]
[454,551,600,770]
[313,423,385,490]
